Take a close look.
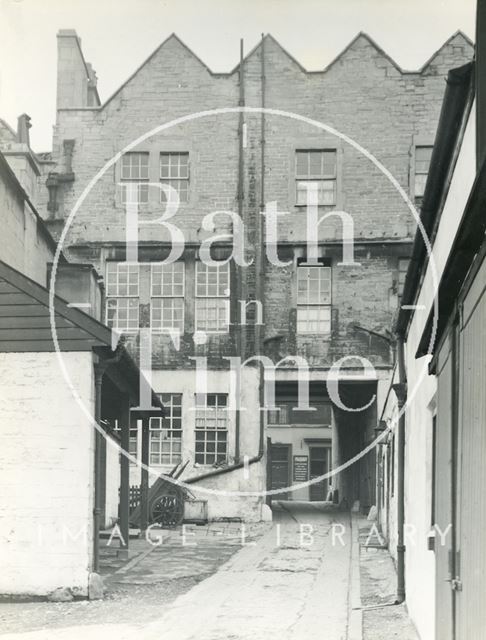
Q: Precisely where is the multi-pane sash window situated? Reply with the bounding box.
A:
[296,264,331,334]
[160,152,189,203]
[149,394,182,465]
[195,262,230,332]
[120,152,149,204]
[414,146,433,198]
[105,262,140,332]
[151,262,185,333]
[296,150,337,206]
[195,394,228,465]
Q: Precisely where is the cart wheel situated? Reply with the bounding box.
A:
[151,492,184,527]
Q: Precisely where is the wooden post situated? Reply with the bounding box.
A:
[140,416,150,534]
[119,399,131,559]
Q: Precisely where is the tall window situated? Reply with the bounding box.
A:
[151,262,185,333]
[414,146,433,198]
[397,258,409,298]
[149,394,183,465]
[296,263,331,334]
[105,262,140,332]
[295,150,337,206]
[129,427,138,459]
[195,394,228,465]
[195,262,230,332]
[120,152,149,204]
[160,152,189,203]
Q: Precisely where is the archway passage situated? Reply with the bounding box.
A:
[332,381,377,512]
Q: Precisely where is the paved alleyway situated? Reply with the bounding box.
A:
[0,503,356,640]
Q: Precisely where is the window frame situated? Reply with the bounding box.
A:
[105,262,140,334]
[195,262,231,334]
[296,262,332,335]
[295,149,338,207]
[159,152,190,204]
[150,262,185,334]
[412,143,433,200]
[149,393,183,466]
[194,393,228,466]
[267,401,332,426]
[120,152,150,205]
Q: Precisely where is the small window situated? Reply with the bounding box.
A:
[295,150,337,206]
[195,394,228,465]
[149,393,183,465]
[120,152,149,204]
[151,262,185,333]
[414,146,433,198]
[195,262,230,333]
[296,264,331,335]
[268,402,332,425]
[105,263,139,333]
[160,152,189,203]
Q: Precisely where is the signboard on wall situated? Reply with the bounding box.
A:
[293,455,309,482]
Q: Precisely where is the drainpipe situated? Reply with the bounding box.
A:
[258,32,266,458]
[185,36,267,489]
[235,37,245,464]
[393,338,407,603]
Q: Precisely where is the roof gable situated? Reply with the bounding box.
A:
[421,31,474,72]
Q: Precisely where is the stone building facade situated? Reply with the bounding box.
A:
[39,29,473,516]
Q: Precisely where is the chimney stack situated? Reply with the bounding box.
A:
[17,114,31,146]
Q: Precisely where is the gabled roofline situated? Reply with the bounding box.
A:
[321,31,404,74]
[102,32,216,109]
[86,30,473,112]
[419,30,474,72]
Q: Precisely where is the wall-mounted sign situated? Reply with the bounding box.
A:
[293,455,309,482]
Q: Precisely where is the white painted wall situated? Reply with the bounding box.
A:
[380,103,476,640]
[0,351,95,597]
[129,366,265,521]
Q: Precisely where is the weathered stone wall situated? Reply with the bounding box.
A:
[43,32,472,371]
[0,166,53,287]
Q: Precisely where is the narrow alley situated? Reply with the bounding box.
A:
[0,504,358,640]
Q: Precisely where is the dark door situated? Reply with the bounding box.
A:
[309,447,328,501]
[270,444,291,500]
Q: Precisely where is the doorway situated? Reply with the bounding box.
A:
[270,444,291,500]
[309,446,329,501]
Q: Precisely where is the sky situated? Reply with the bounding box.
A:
[0,0,476,151]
